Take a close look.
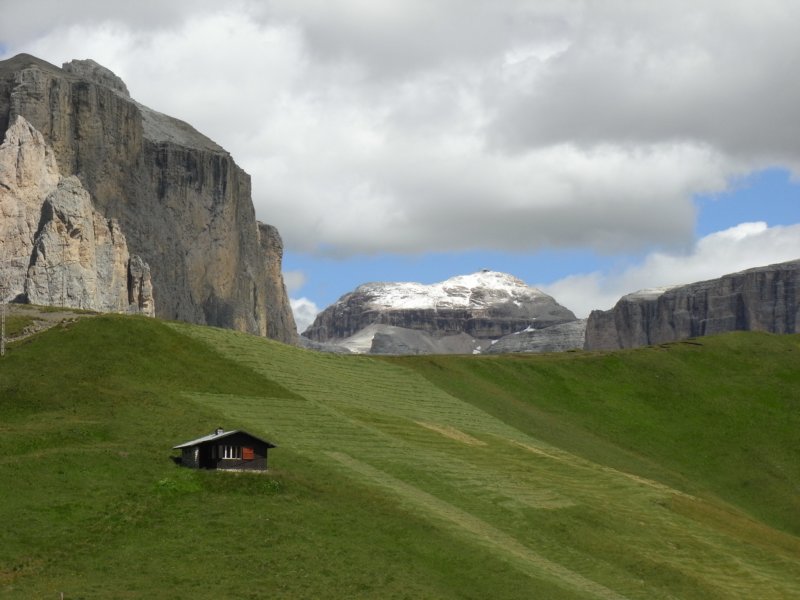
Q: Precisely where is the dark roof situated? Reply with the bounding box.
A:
[173,429,276,450]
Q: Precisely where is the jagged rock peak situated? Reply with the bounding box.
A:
[348,269,552,311]
[0,116,153,314]
[0,115,59,192]
[62,59,130,96]
[258,222,298,345]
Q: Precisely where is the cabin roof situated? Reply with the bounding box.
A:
[173,429,276,450]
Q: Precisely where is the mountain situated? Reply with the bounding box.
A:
[0,53,296,343]
[302,269,580,354]
[584,258,800,350]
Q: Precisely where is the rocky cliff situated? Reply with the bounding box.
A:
[0,53,296,341]
[584,259,800,350]
[486,319,587,354]
[0,115,153,313]
[303,270,578,354]
[258,223,297,345]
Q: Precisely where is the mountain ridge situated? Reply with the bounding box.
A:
[584,258,800,350]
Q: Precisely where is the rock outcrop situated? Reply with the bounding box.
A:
[258,223,298,345]
[0,53,296,340]
[0,115,153,313]
[303,270,578,354]
[369,327,478,355]
[486,319,587,354]
[25,176,152,313]
[0,113,59,298]
[334,324,481,355]
[584,259,800,350]
[128,255,154,316]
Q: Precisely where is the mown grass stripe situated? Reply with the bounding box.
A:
[327,451,633,600]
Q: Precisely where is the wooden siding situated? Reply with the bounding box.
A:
[181,447,199,468]
[178,430,272,471]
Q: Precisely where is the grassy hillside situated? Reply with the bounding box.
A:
[392,334,800,536]
[1,315,798,599]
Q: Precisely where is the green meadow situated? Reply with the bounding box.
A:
[1,314,798,598]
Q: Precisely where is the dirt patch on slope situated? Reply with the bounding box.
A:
[416,421,487,446]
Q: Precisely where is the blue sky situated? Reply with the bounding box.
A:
[284,246,612,312]
[694,168,800,236]
[2,1,799,331]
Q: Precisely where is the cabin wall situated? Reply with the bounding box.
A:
[176,432,272,470]
[208,432,270,471]
[181,447,199,468]
[215,455,268,471]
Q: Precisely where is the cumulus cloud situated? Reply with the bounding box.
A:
[259,0,576,79]
[490,1,800,164]
[2,1,799,260]
[0,0,224,46]
[542,222,800,318]
[290,297,320,333]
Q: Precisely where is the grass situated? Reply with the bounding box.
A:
[1,316,799,598]
[3,315,36,337]
[391,334,800,535]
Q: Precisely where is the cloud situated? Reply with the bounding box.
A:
[2,1,799,260]
[283,270,307,294]
[542,222,800,318]
[258,0,576,79]
[0,0,224,46]
[290,297,320,333]
[488,1,800,164]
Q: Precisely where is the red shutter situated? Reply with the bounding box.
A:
[243,447,254,460]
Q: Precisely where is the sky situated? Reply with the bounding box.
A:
[2,0,798,332]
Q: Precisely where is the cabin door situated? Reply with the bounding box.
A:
[198,445,214,469]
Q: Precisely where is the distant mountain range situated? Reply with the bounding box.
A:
[302,260,800,354]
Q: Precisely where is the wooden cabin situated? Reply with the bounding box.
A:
[173,428,276,472]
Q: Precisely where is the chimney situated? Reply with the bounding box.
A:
[214,427,224,436]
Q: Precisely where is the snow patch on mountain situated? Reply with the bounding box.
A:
[621,286,679,301]
[350,269,550,311]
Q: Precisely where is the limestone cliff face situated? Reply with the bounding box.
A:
[0,53,296,340]
[584,260,800,350]
[0,115,153,313]
[486,319,587,354]
[0,113,59,297]
[258,223,298,345]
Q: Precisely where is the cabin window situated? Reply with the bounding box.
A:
[220,445,241,459]
[243,447,254,460]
